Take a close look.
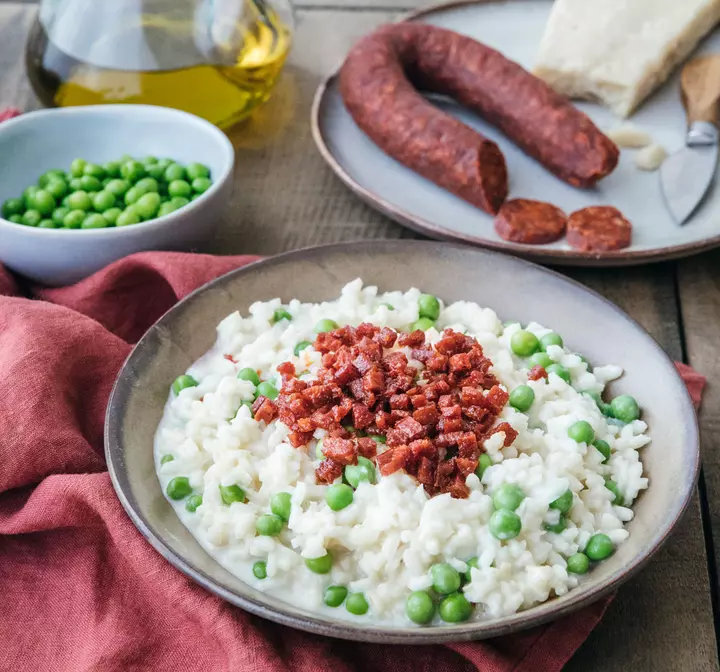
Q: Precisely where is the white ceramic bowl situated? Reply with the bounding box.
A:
[0,105,235,286]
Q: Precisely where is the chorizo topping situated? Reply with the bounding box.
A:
[275,323,513,498]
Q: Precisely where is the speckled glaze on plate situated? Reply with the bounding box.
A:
[105,241,699,643]
[311,0,720,266]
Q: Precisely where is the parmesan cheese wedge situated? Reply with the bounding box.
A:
[534,0,720,117]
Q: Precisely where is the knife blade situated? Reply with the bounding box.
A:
[659,55,720,226]
[660,121,718,226]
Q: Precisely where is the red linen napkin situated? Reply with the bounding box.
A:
[0,252,705,672]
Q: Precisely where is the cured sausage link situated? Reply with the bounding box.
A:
[339,24,509,214]
[339,24,619,201]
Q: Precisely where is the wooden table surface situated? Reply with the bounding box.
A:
[2,1,720,668]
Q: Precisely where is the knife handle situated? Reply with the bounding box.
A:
[681,55,720,128]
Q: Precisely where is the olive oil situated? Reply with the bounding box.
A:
[25,3,291,129]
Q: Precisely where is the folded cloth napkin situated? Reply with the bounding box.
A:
[0,252,706,672]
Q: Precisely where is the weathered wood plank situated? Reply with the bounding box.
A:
[0,4,717,669]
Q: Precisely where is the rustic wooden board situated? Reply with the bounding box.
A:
[0,3,717,668]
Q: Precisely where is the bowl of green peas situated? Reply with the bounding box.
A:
[0,105,234,285]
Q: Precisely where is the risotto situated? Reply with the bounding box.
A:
[154,279,649,625]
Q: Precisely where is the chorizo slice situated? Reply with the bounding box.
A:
[339,23,618,215]
[567,206,632,252]
[494,199,567,244]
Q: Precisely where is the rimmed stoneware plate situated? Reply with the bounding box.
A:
[105,241,699,643]
[312,0,720,266]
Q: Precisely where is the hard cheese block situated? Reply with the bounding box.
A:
[533,0,720,117]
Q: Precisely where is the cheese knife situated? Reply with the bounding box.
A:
[660,54,720,226]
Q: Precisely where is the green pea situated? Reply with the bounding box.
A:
[132,178,157,195]
[186,162,211,181]
[585,533,614,561]
[170,196,189,209]
[431,563,461,594]
[164,163,186,182]
[146,164,165,181]
[568,420,594,444]
[544,516,567,534]
[252,560,267,579]
[305,551,333,574]
[610,395,640,424]
[67,190,92,211]
[406,591,434,624]
[412,317,436,331]
[593,439,611,463]
[8,214,23,224]
[324,585,348,608]
[142,156,158,165]
[418,294,441,321]
[583,391,613,416]
[438,593,472,623]
[172,374,198,394]
[51,207,69,225]
[540,332,563,351]
[22,209,42,227]
[550,489,573,514]
[272,308,292,323]
[157,200,176,218]
[70,158,87,177]
[294,341,312,356]
[156,158,173,170]
[546,363,571,384]
[166,476,192,500]
[38,169,65,187]
[81,163,104,179]
[116,208,141,227]
[82,214,108,229]
[125,186,147,206]
[464,556,479,582]
[475,453,493,479]
[38,219,56,228]
[219,484,246,505]
[103,161,121,178]
[29,189,56,215]
[185,494,203,513]
[326,483,354,511]
[121,160,146,182]
[2,197,24,218]
[69,178,84,191]
[80,175,102,192]
[105,179,130,197]
[91,190,115,213]
[135,192,161,219]
[567,552,590,574]
[509,385,534,412]
[256,514,284,536]
[371,435,387,444]
[345,592,369,616]
[256,381,279,400]
[511,330,540,357]
[23,185,39,205]
[530,352,553,369]
[237,368,261,386]
[315,318,338,333]
[492,484,525,512]
[160,454,174,465]
[45,179,68,199]
[102,208,122,225]
[605,479,624,506]
[270,492,292,522]
[168,179,192,198]
[62,210,85,229]
[489,509,522,540]
[344,456,376,488]
[192,177,212,194]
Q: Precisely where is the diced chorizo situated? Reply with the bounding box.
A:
[398,330,425,347]
[435,431,464,447]
[413,405,440,425]
[395,416,426,441]
[427,353,449,372]
[316,459,343,484]
[352,403,375,429]
[447,477,470,499]
[373,327,397,349]
[491,422,518,447]
[390,394,410,410]
[386,428,408,447]
[486,385,509,413]
[456,457,478,478]
[417,456,436,489]
[449,352,472,374]
[363,367,385,392]
[356,437,378,459]
[252,397,278,423]
[377,445,412,476]
[528,365,548,381]
[457,432,478,457]
[288,431,314,448]
[410,394,428,409]
[335,363,361,385]
[438,416,464,433]
[411,348,434,363]
[409,438,437,460]
[384,351,409,375]
[322,437,358,465]
[460,386,485,406]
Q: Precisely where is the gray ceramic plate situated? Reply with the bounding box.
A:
[312,0,720,266]
[105,241,699,643]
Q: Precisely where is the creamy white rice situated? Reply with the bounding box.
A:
[154,279,649,625]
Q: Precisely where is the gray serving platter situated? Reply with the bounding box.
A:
[105,240,699,643]
[312,0,720,266]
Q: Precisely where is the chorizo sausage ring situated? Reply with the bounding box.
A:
[339,23,619,215]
